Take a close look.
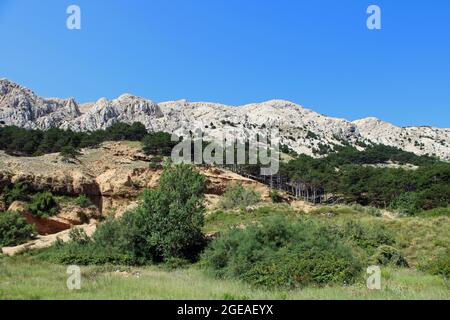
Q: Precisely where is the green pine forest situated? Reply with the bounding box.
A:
[0,123,449,215]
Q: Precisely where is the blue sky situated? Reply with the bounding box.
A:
[0,0,449,127]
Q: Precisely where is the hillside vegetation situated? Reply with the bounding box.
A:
[1,200,449,299]
[0,124,448,299]
[1,122,448,214]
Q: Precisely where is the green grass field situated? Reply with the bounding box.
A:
[0,256,448,300]
[1,204,449,300]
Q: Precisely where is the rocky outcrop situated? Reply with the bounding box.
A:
[0,141,277,255]
[353,117,450,161]
[61,94,164,132]
[0,79,80,129]
[0,141,273,218]
[1,79,449,160]
[202,167,272,200]
[57,204,102,225]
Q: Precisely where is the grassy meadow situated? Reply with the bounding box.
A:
[1,204,449,300]
[0,255,448,300]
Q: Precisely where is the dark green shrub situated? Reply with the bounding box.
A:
[219,184,261,209]
[0,211,35,247]
[339,221,395,255]
[3,183,30,207]
[142,132,176,156]
[419,250,450,278]
[74,195,92,208]
[60,145,81,161]
[36,218,134,265]
[106,122,147,141]
[27,192,59,217]
[269,190,283,203]
[38,239,134,266]
[202,217,363,289]
[370,245,409,267]
[389,192,421,216]
[133,164,207,261]
[148,162,161,170]
[148,156,164,170]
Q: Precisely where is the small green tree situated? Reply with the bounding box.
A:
[3,183,30,207]
[138,164,207,260]
[94,164,207,263]
[0,211,35,247]
[74,195,92,208]
[60,146,81,162]
[27,192,59,217]
[36,164,207,266]
[142,132,175,156]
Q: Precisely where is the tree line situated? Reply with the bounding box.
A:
[0,123,176,157]
[0,123,448,213]
[277,146,448,213]
[228,143,448,213]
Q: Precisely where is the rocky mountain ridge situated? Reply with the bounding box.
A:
[1,79,449,160]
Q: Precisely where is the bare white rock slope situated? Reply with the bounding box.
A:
[1,79,449,160]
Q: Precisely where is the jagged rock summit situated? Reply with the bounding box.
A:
[0,79,449,160]
[0,79,80,129]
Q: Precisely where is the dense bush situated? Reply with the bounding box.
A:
[202,217,363,288]
[39,164,207,265]
[0,211,35,247]
[60,146,81,161]
[219,184,261,210]
[2,183,30,207]
[106,122,147,141]
[370,245,409,267]
[38,225,134,265]
[419,250,450,278]
[74,195,93,208]
[27,192,59,217]
[142,132,177,156]
[339,221,395,252]
[269,190,283,203]
[137,164,206,260]
[389,192,421,216]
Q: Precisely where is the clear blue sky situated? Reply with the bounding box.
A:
[0,0,449,127]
